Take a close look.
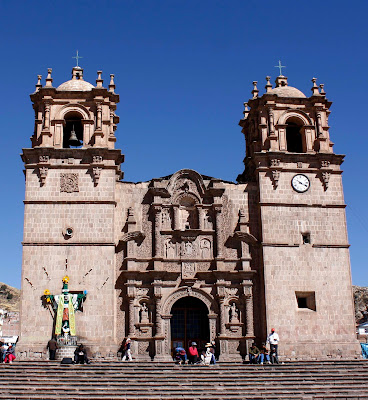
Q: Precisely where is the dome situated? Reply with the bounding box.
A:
[56,66,95,92]
[270,86,306,98]
[57,79,94,92]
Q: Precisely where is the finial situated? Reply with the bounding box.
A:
[311,77,319,95]
[319,83,325,95]
[35,75,42,91]
[96,70,103,88]
[243,102,249,119]
[252,81,259,99]
[109,74,115,93]
[265,76,272,93]
[45,68,53,87]
[72,50,83,67]
[275,60,286,76]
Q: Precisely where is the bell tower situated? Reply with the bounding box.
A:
[238,75,360,358]
[19,66,124,356]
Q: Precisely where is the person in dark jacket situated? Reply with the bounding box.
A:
[47,337,58,360]
[74,344,90,364]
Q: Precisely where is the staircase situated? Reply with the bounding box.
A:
[1,360,367,399]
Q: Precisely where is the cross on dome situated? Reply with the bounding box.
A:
[275,60,286,76]
[72,50,83,67]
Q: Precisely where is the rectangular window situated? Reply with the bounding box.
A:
[302,232,311,244]
[295,291,316,311]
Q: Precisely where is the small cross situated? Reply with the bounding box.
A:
[72,50,83,67]
[275,60,286,76]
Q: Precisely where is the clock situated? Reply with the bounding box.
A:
[291,174,310,193]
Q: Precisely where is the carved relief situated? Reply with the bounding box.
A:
[200,239,211,259]
[38,167,48,186]
[60,173,79,193]
[136,287,150,298]
[271,170,280,189]
[182,262,196,279]
[228,340,239,354]
[165,239,176,259]
[92,167,102,185]
[321,171,330,191]
[138,341,149,354]
[39,155,50,163]
[92,155,103,163]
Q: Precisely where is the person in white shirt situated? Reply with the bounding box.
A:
[267,328,280,364]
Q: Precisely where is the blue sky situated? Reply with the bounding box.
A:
[0,0,367,288]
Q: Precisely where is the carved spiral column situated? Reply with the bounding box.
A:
[214,205,223,258]
[109,110,115,137]
[153,206,162,257]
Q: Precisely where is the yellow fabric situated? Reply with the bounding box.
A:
[55,295,64,335]
[69,295,76,336]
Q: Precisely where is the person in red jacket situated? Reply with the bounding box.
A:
[188,342,199,364]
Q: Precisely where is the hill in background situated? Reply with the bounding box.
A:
[0,282,20,312]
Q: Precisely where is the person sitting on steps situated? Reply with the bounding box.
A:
[248,343,260,364]
[74,344,90,364]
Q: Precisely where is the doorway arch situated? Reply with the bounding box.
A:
[170,296,210,353]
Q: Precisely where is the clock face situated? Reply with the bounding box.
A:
[291,174,310,193]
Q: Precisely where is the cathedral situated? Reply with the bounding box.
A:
[18,65,360,360]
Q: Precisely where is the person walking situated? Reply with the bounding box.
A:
[122,338,133,361]
[188,342,199,364]
[267,328,280,364]
[47,337,58,360]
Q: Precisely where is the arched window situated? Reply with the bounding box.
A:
[63,112,83,148]
[285,117,305,153]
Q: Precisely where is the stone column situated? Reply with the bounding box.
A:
[316,111,323,136]
[153,206,162,257]
[44,102,50,130]
[214,206,223,258]
[126,281,136,338]
[153,280,163,336]
[96,103,102,131]
[173,205,180,230]
[268,107,274,136]
[245,295,254,337]
[198,206,205,231]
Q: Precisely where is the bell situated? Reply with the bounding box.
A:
[68,125,81,147]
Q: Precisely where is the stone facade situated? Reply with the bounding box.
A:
[17,67,360,361]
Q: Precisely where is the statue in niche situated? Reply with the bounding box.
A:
[139,302,149,323]
[200,239,211,259]
[165,240,176,259]
[184,241,193,256]
[161,208,171,230]
[229,302,239,323]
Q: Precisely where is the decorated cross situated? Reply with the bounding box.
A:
[44,276,87,339]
